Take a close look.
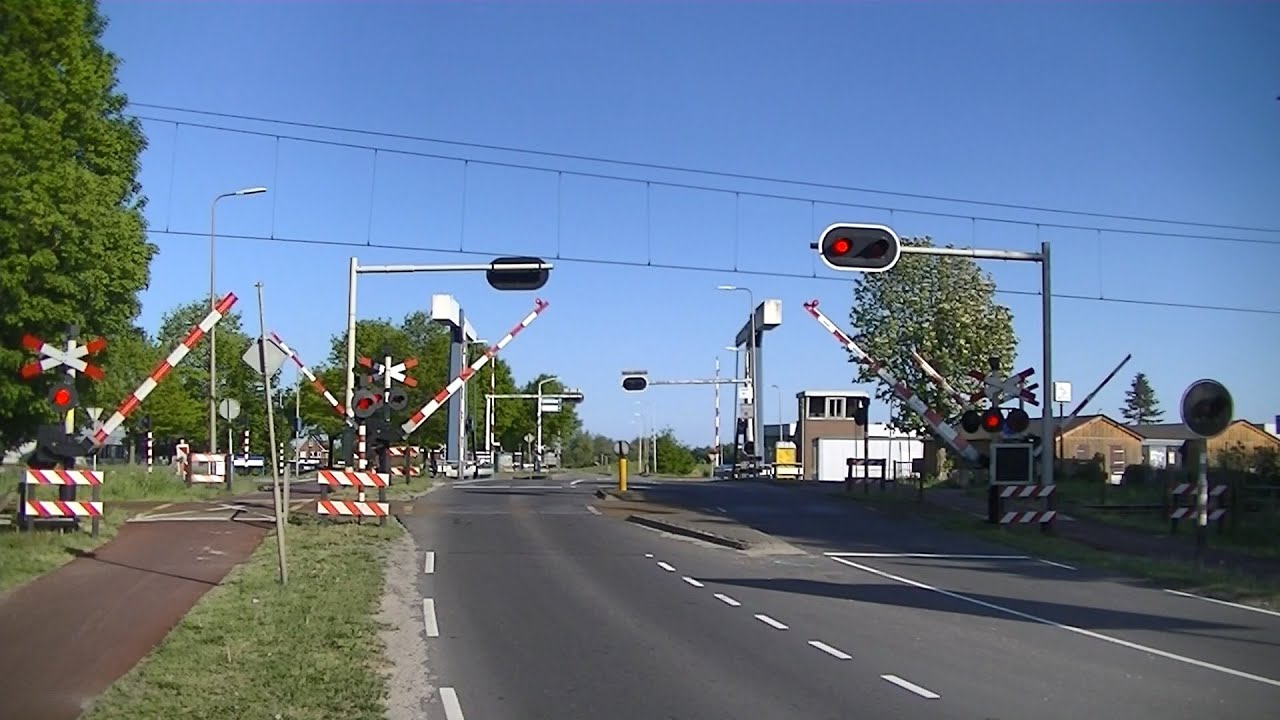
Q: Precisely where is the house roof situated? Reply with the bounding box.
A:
[1057,414,1145,441]
[1127,423,1200,441]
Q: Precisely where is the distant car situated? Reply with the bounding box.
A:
[713,464,734,479]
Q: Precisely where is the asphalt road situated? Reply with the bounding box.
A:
[402,475,1280,719]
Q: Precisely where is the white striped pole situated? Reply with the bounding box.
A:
[91,293,238,447]
[146,430,154,473]
[402,299,550,436]
[242,428,249,458]
[714,356,721,460]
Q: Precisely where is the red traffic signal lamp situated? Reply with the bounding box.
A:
[961,406,1030,435]
[48,381,79,413]
[812,223,902,273]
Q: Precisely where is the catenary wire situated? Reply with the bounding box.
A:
[126,113,1280,249]
[145,228,1280,317]
[129,102,1280,236]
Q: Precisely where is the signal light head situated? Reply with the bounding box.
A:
[48,382,78,412]
[981,408,1003,432]
[1005,407,1030,434]
[815,223,902,273]
[621,375,648,393]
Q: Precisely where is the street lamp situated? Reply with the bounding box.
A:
[209,186,267,454]
[535,375,559,472]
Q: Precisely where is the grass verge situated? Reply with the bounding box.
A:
[82,516,401,720]
[839,489,1280,609]
[0,509,128,593]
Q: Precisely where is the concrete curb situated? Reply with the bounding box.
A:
[625,514,752,550]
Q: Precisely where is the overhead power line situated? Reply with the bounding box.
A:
[128,113,1280,248]
[144,228,1280,317]
[129,102,1280,237]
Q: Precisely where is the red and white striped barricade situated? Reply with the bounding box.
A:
[1168,483,1229,533]
[186,453,228,486]
[316,469,390,525]
[16,468,105,537]
[995,484,1057,526]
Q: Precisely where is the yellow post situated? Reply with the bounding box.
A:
[618,457,628,493]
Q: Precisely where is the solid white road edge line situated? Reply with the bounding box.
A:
[1037,558,1077,570]
[755,614,788,629]
[440,687,465,720]
[422,598,440,638]
[714,593,741,607]
[829,556,1280,688]
[808,640,852,660]
[824,552,1030,560]
[881,674,940,699]
[682,576,705,588]
[657,561,676,572]
[424,551,436,574]
[1164,589,1280,618]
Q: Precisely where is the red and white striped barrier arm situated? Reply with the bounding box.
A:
[401,298,550,436]
[803,300,981,465]
[90,293,238,447]
[22,469,103,485]
[270,331,349,422]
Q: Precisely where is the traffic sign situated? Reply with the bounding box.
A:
[242,335,289,376]
[524,433,534,443]
[1180,379,1233,439]
[20,333,107,380]
[968,359,1039,406]
[615,440,631,456]
[85,407,104,423]
[218,398,242,421]
[359,356,419,387]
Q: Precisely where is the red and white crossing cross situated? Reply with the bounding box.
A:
[358,356,419,387]
[19,334,107,381]
[968,362,1039,406]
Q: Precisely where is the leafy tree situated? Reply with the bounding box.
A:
[0,0,155,448]
[500,374,583,452]
[654,429,697,475]
[848,235,1017,447]
[1121,372,1164,425]
[562,431,617,468]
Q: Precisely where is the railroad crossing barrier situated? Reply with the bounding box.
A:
[388,445,424,479]
[316,469,390,526]
[16,468,105,537]
[1169,482,1228,533]
[988,484,1056,527]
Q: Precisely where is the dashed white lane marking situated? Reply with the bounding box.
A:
[881,674,940,699]
[585,504,601,515]
[808,640,852,660]
[657,561,676,572]
[1037,558,1077,570]
[755,614,788,630]
[422,598,440,638]
[424,551,436,574]
[682,576,705,588]
[1164,589,1280,618]
[830,556,1280,688]
[644,553,654,558]
[714,593,741,607]
[825,552,1029,560]
[441,687,466,720]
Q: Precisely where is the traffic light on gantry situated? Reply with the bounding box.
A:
[621,371,648,393]
[813,223,902,273]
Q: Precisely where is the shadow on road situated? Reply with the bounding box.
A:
[697,576,1258,636]
[64,547,222,586]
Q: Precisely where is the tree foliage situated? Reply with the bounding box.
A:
[653,429,697,475]
[0,0,155,447]
[848,236,1017,437]
[1121,372,1163,425]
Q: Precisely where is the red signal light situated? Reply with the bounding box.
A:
[831,238,851,255]
[52,388,72,407]
[981,408,1003,431]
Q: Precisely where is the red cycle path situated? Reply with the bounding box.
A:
[0,520,269,719]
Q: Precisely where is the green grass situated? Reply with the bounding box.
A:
[837,489,1280,608]
[82,516,401,720]
[0,509,128,593]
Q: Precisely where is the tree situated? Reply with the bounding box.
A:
[0,0,155,448]
[654,429,697,476]
[1121,372,1164,425]
[848,236,1017,442]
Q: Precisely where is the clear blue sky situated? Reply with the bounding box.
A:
[99,1,1279,445]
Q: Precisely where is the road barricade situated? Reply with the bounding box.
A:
[16,468,105,537]
[316,469,390,526]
